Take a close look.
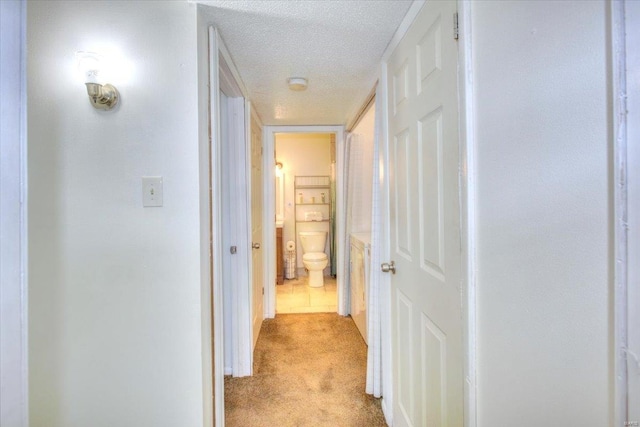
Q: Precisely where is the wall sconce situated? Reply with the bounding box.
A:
[76,51,119,111]
[275,161,283,177]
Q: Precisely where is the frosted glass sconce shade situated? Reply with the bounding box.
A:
[76,51,120,111]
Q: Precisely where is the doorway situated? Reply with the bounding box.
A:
[274,133,337,314]
[262,126,347,319]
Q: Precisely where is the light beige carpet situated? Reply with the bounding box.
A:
[224,313,387,427]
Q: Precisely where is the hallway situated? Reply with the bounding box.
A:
[6,2,634,427]
[224,313,385,426]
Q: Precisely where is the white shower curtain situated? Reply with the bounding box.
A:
[341,132,354,314]
[344,131,372,314]
[366,87,384,397]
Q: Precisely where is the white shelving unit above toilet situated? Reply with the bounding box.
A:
[294,175,332,275]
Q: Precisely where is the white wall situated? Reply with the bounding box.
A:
[27,2,205,426]
[471,1,611,425]
[275,133,332,269]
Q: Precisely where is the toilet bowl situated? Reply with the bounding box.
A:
[299,231,328,288]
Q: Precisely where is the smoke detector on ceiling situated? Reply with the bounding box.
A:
[287,77,308,91]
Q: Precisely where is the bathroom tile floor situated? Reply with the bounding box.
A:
[276,276,337,314]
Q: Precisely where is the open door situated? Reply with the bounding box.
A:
[250,110,264,348]
[385,1,464,425]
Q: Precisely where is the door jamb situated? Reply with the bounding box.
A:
[611,1,634,425]
[0,1,28,426]
[457,1,478,426]
[376,64,394,425]
[207,26,225,427]
[625,0,640,422]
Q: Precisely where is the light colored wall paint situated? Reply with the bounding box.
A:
[27,2,205,426]
[472,1,610,425]
[275,133,332,269]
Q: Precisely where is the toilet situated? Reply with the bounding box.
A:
[299,231,329,288]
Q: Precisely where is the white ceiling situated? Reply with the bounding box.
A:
[197,1,413,126]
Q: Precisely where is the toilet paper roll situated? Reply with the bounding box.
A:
[286,240,295,251]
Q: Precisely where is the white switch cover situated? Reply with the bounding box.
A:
[142,176,163,207]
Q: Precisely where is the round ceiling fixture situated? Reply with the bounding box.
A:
[287,77,308,91]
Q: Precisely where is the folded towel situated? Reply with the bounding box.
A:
[304,211,323,221]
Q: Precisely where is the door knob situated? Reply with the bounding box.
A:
[252,243,261,249]
[381,261,396,274]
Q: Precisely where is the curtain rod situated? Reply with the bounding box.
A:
[346,83,377,132]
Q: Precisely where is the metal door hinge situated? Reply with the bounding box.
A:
[454,12,459,40]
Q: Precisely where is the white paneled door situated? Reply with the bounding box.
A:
[386,1,463,426]
[250,113,264,349]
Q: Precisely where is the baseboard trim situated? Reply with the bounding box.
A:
[381,397,393,426]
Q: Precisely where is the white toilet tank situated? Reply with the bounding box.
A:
[299,231,327,253]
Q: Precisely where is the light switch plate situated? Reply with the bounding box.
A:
[142,176,163,207]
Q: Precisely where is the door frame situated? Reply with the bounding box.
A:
[457,2,478,426]
[205,25,254,426]
[262,126,346,318]
[205,26,224,427]
[0,1,29,426]
[612,1,637,424]
[626,1,640,422]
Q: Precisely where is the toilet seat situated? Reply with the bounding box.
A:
[303,252,328,262]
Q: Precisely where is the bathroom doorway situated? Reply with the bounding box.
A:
[262,126,347,319]
[274,133,337,313]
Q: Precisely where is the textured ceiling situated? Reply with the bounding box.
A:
[197,1,413,126]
